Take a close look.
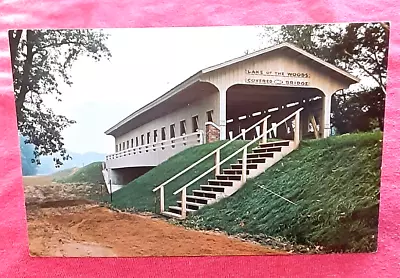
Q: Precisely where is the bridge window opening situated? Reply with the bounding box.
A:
[136,137,139,146]
[131,139,134,148]
[122,142,125,150]
[153,130,158,142]
[252,111,261,117]
[227,119,233,124]
[170,124,176,148]
[141,134,145,145]
[268,107,279,113]
[170,124,176,138]
[147,132,151,144]
[192,115,199,132]
[161,127,166,140]
[206,110,213,122]
[119,143,122,151]
[180,120,187,135]
[115,145,118,152]
[126,140,129,149]
[238,115,246,120]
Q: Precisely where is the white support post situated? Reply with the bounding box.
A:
[262,117,268,144]
[215,149,220,175]
[294,111,300,147]
[160,185,165,213]
[242,147,247,183]
[241,129,246,140]
[219,87,227,140]
[322,94,332,138]
[181,188,187,218]
[272,123,277,138]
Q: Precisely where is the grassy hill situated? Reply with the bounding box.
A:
[55,162,105,184]
[182,132,382,253]
[109,140,255,212]
[51,167,78,180]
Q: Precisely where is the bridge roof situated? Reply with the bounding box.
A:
[105,42,360,137]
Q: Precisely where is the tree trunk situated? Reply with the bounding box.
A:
[15,30,34,124]
[8,30,22,68]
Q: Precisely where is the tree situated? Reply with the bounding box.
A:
[19,135,38,176]
[258,23,343,64]
[9,29,112,167]
[331,87,385,134]
[330,22,389,94]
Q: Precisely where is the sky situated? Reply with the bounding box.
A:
[43,25,266,154]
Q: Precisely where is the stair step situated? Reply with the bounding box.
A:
[186,195,214,204]
[259,140,290,148]
[215,174,242,181]
[193,189,222,198]
[168,206,196,214]
[200,184,230,192]
[177,201,205,209]
[231,163,258,170]
[223,169,250,175]
[208,179,234,186]
[247,152,274,159]
[252,146,282,153]
[161,211,184,219]
[237,157,267,164]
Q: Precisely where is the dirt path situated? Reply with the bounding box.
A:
[27,204,286,257]
[24,176,287,257]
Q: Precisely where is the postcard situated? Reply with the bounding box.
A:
[10,22,388,257]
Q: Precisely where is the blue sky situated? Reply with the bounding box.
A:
[43,25,266,154]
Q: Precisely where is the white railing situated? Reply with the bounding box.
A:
[106,131,204,161]
[152,113,272,213]
[170,107,303,218]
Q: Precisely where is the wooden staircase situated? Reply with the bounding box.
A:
[162,140,296,219]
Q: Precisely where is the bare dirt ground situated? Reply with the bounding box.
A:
[24,176,287,257]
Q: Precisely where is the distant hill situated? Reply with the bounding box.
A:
[51,167,79,180]
[36,151,106,175]
[54,162,105,185]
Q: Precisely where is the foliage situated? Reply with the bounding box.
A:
[19,135,38,176]
[183,132,382,253]
[260,23,339,63]
[9,29,112,167]
[55,162,105,184]
[332,87,385,133]
[330,22,389,91]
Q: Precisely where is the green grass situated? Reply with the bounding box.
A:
[182,132,382,253]
[55,162,105,184]
[109,140,257,212]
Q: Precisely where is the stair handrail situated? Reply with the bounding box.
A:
[152,114,271,194]
[172,107,304,196]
